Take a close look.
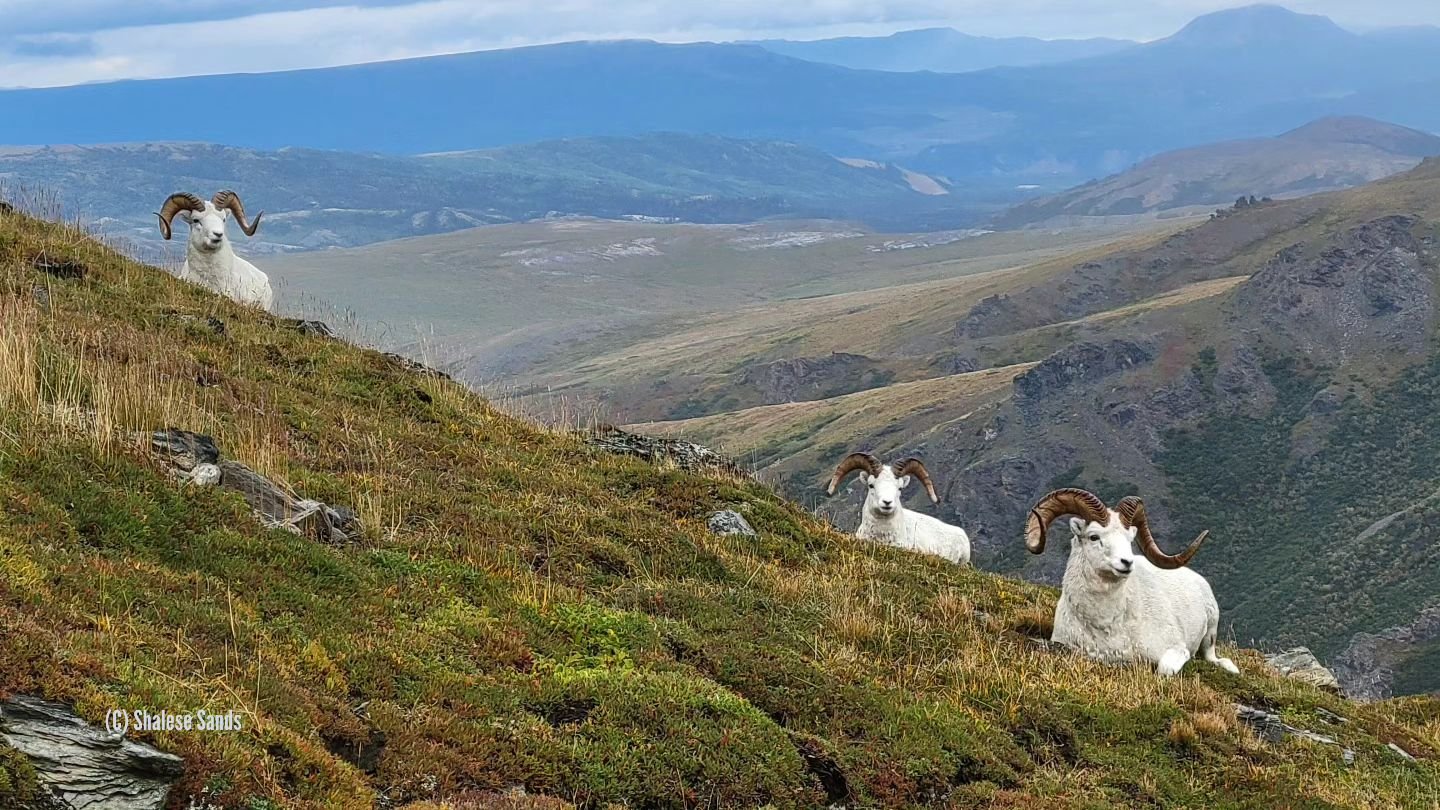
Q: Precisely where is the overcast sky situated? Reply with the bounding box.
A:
[2,0,1438,89]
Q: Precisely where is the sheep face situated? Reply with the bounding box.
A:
[1067,513,1138,582]
[863,467,913,519]
[185,203,230,253]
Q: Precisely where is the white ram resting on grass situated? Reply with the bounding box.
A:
[826,452,971,565]
[156,191,271,309]
[1025,488,1239,677]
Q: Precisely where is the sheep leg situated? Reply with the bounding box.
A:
[1200,631,1240,674]
[1156,648,1191,676]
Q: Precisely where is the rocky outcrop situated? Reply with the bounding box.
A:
[0,696,184,810]
[384,352,451,381]
[1265,647,1341,693]
[1234,216,1433,359]
[955,294,1023,340]
[1013,339,1155,404]
[150,429,361,543]
[707,510,757,537]
[1332,603,1440,700]
[737,353,889,405]
[587,427,741,474]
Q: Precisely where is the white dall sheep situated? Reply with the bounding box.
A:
[826,453,971,565]
[1024,488,1238,676]
[157,191,271,309]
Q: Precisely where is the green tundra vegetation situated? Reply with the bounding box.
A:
[0,208,1437,808]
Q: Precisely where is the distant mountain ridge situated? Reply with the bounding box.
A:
[747,27,1135,73]
[996,116,1440,226]
[4,6,1440,187]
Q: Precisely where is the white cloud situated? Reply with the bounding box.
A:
[1,0,1437,88]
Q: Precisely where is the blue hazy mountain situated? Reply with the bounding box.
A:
[747,27,1135,73]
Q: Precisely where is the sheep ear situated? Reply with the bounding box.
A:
[1126,526,1139,542]
[1068,517,1087,536]
[896,475,912,489]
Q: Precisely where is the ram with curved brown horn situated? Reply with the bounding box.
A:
[158,190,274,310]
[212,190,263,237]
[155,192,205,241]
[1023,487,1237,677]
[823,451,970,565]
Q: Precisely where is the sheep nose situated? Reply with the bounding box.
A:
[880,499,893,508]
[1117,558,1134,571]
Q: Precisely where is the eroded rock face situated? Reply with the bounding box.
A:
[737,352,887,405]
[1013,339,1156,404]
[1235,216,1433,359]
[0,696,183,810]
[1332,603,1440,701]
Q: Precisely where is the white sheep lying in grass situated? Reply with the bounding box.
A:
[1024,488,1239,676]
[156,191,271,309]
[826,452,971,565]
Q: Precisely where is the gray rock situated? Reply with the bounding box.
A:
[1266,647,1342,693]
[216,461,358,544]
[1236,704,1287,744]
[0,695,183,810]
[587,427,742,474]
[708,510,757,537]
[383,352,450,380]
[187,464,222,487]
[162,312,226,336]
[290,320,336,339]
[32,285,51,311]
[1388,742,1417,763]
[1342,749,1355,766]
[1235,703,1338,747]
[150,429,219,472]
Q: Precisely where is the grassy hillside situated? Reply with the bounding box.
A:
[629,159,1440,699]
[2,206,1438,808]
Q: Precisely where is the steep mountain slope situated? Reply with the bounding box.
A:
[4,204,1437,808]
[633,159,1440,699]
[748,28,1135,73]
[4,7,1440,183]
[996,117,1440,226]
[0,136,963,253]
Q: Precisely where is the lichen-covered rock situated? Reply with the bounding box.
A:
[708,510,757,537]
[188,463,222,487]
[0,696,183,810]
[1266,647,1342,693]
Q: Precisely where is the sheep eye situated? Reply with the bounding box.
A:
[1088,534,1100,542]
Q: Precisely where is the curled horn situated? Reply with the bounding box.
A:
[1115,496,1208,570]
[1025,488,1110,555]
[155,192,204,240]
[826,452,881,496]
[893,458,939,504]
[212,190,262,237]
